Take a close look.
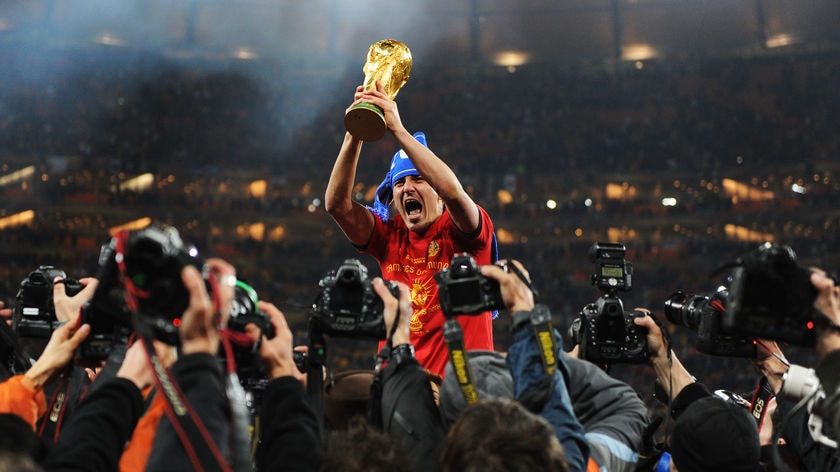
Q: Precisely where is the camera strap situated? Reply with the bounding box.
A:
[527,304,557,377]
[749,376,775,432]
[219,330,256,472]
[113,231,230,472]
[138,334,231,472]
[443,318,479,404]
[501,259,540,302]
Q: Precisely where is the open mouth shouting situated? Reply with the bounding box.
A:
[403,197,423,221]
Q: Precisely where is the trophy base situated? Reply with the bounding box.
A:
[344,102,386,141]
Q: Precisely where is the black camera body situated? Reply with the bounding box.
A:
[312,259,398,340]
[14,266,84,339]
[573,296,648,364]
[665,290,756,357]
[722,242,819,347]
[435,253,504,317]
[227,280,278,386]
[569,242,648,364]
[80,224,204,361]
[227,280,275,341]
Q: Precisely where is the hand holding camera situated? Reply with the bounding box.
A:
[53,276,98,325]
[23,309,91,389]
[178,264,219,355]
[246,300,301,382]
[476,259,535,313]
[375,277,412,346]
[14,266,87,338]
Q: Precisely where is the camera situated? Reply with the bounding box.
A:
[227,280,277,385]
[80,224,205,360]
[664,289,756,357]
[14,266,84,339]
[312,259,398,340]
[227,280,275,341]
[721,242,820,347]
[780,364,837,448]
[434,253,504,317]
[568,242,647,364]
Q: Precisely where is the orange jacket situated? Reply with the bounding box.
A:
[119,387,166,472]
[0,374,47,429]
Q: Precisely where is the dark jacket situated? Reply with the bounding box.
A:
[145,353,231,472]
[564,354,648,472]
[380,354,446,472]
[42,377,145,472]
[255,376,322,472]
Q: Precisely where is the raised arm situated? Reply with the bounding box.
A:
[325,87,377,246]
[633,313,696,401]
[360,82,481,234]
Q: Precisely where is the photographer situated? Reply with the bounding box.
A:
[247,300,322,472]
[435,260,594,471]
[40,259,237,471]
[439,260,648,472]
[777,269,840,471]
[0,307,91,430]
[633,313,763,471]
[372,277,446,472]
[42,337,160,471]
[483,260,590,471]
[0,274,97,431]
[751,338,840,471]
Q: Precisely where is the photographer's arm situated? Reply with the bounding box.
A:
[0,313,90,429]
[42,342,151,472]
[812,270,840,357]
[377,278,412,346]
[481,261,590,472]
[752,339,789,394]
[252,301,322,472]
[633,313,695,402]
[23,311,90,390]
[325,87,376,247]
[358,82,481,233]
[376,278,445,472]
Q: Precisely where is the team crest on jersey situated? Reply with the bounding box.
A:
[427,240,440,259]
[409,279,435,335]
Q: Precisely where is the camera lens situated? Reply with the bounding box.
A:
[664,291,708,330]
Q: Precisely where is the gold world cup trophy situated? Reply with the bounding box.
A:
[344,39,412,142]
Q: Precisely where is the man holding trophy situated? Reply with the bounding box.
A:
[325,40,498,378]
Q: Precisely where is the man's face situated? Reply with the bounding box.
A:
[393,175,443,233]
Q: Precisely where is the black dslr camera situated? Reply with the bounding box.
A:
[721,242,820,347]
[665,288,756,357]
[227,280,275,340]
[435,253,504,317]
[311,259,398,340]
[568,242,647,364]
[80,224,205,360]
[14,266,84,338]
[227,280,277,389]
